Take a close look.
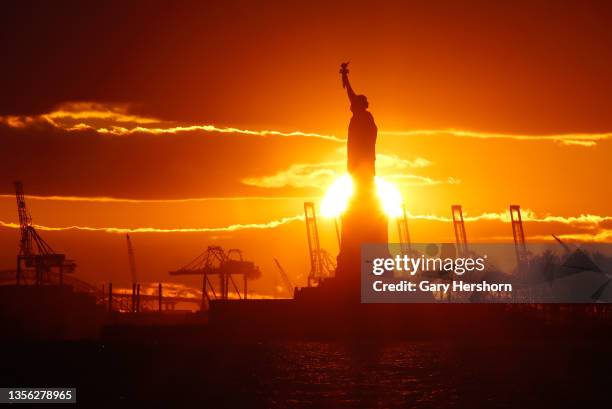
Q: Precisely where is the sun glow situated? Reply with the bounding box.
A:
[320,175,403,218]
[320,175,354,218]
[375,177,404,218]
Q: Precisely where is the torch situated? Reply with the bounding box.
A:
[339,62,350,88]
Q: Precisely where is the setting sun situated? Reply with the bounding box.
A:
[320,175,403,218]
[375,177,404,218]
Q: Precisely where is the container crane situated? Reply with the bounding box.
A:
[273,258,294,297]
[14,181,76,285]
[169,246,259,310]
[397,204,412,256]
[451,205,468,257]
[304,202,336,286]
[126,234,138,285]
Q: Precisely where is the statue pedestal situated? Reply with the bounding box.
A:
[335,178,388,299]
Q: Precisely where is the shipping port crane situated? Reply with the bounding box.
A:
[126,234,138,284]
[397,204,412,256]
[304,202,337,286]
[510,205,529,274]
[273,258,294,297]
[125,234,140,312]
[14,181,76,285]
[451,205,468,257]
[169,246,259,311]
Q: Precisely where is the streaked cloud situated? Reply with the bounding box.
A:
[0,194,309,203]
[96,124,343,142]
[407,210,612,243]
[385,175,460,187]
[375,153,432,169]
[243,154,442,189]
[406,209,612,227]
[44,102,160,125]
[3,208,609,241]
[0,214,303,234]
[528,230,612,242]
[2,103,610,147]
[380,129,611,147]
[0,102,342,142]
[243,162,341,188]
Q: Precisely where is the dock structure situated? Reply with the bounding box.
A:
[451,205,468,256]
[169,246,259,311]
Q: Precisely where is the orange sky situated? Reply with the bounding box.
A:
[1,1,611,297]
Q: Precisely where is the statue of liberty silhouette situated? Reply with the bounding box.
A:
[336,62,388,296]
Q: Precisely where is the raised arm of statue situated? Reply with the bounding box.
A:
[340,62,357,103]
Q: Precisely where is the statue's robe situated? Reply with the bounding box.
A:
[336,109,388,298]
